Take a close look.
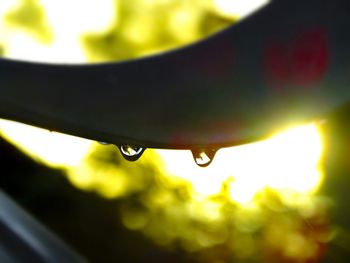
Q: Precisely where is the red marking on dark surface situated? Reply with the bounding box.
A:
[264,27,329,89]
[290,28,329,85]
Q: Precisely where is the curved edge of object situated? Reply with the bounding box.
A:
[0,0,350,149]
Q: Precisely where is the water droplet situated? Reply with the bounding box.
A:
[191,148,217,167]
[119,145,145,161]
[99,141,110,145]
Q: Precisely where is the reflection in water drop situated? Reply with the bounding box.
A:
[119,145,145,161]
[191,148,217,167]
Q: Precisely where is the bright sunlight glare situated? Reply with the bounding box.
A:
[159,124,324,204]
[0,118,324,205]
[213,0,270,19]
[0,119,92,168]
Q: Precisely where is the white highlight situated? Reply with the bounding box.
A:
[159,124,323,204]
[213,0,270,19]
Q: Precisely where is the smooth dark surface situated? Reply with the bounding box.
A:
[0,0,350,149]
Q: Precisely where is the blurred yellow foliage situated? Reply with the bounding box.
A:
[4,0,52,43]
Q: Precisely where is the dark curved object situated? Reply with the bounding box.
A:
[0,0,350,149]
[0,190,86,263]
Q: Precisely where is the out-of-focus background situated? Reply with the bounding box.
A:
[0,0,350,262]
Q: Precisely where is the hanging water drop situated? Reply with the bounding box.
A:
[119,145,145,161]
[191,148,217,167]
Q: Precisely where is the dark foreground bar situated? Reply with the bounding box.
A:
[0,190,86,263]
[0,0,350,149]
